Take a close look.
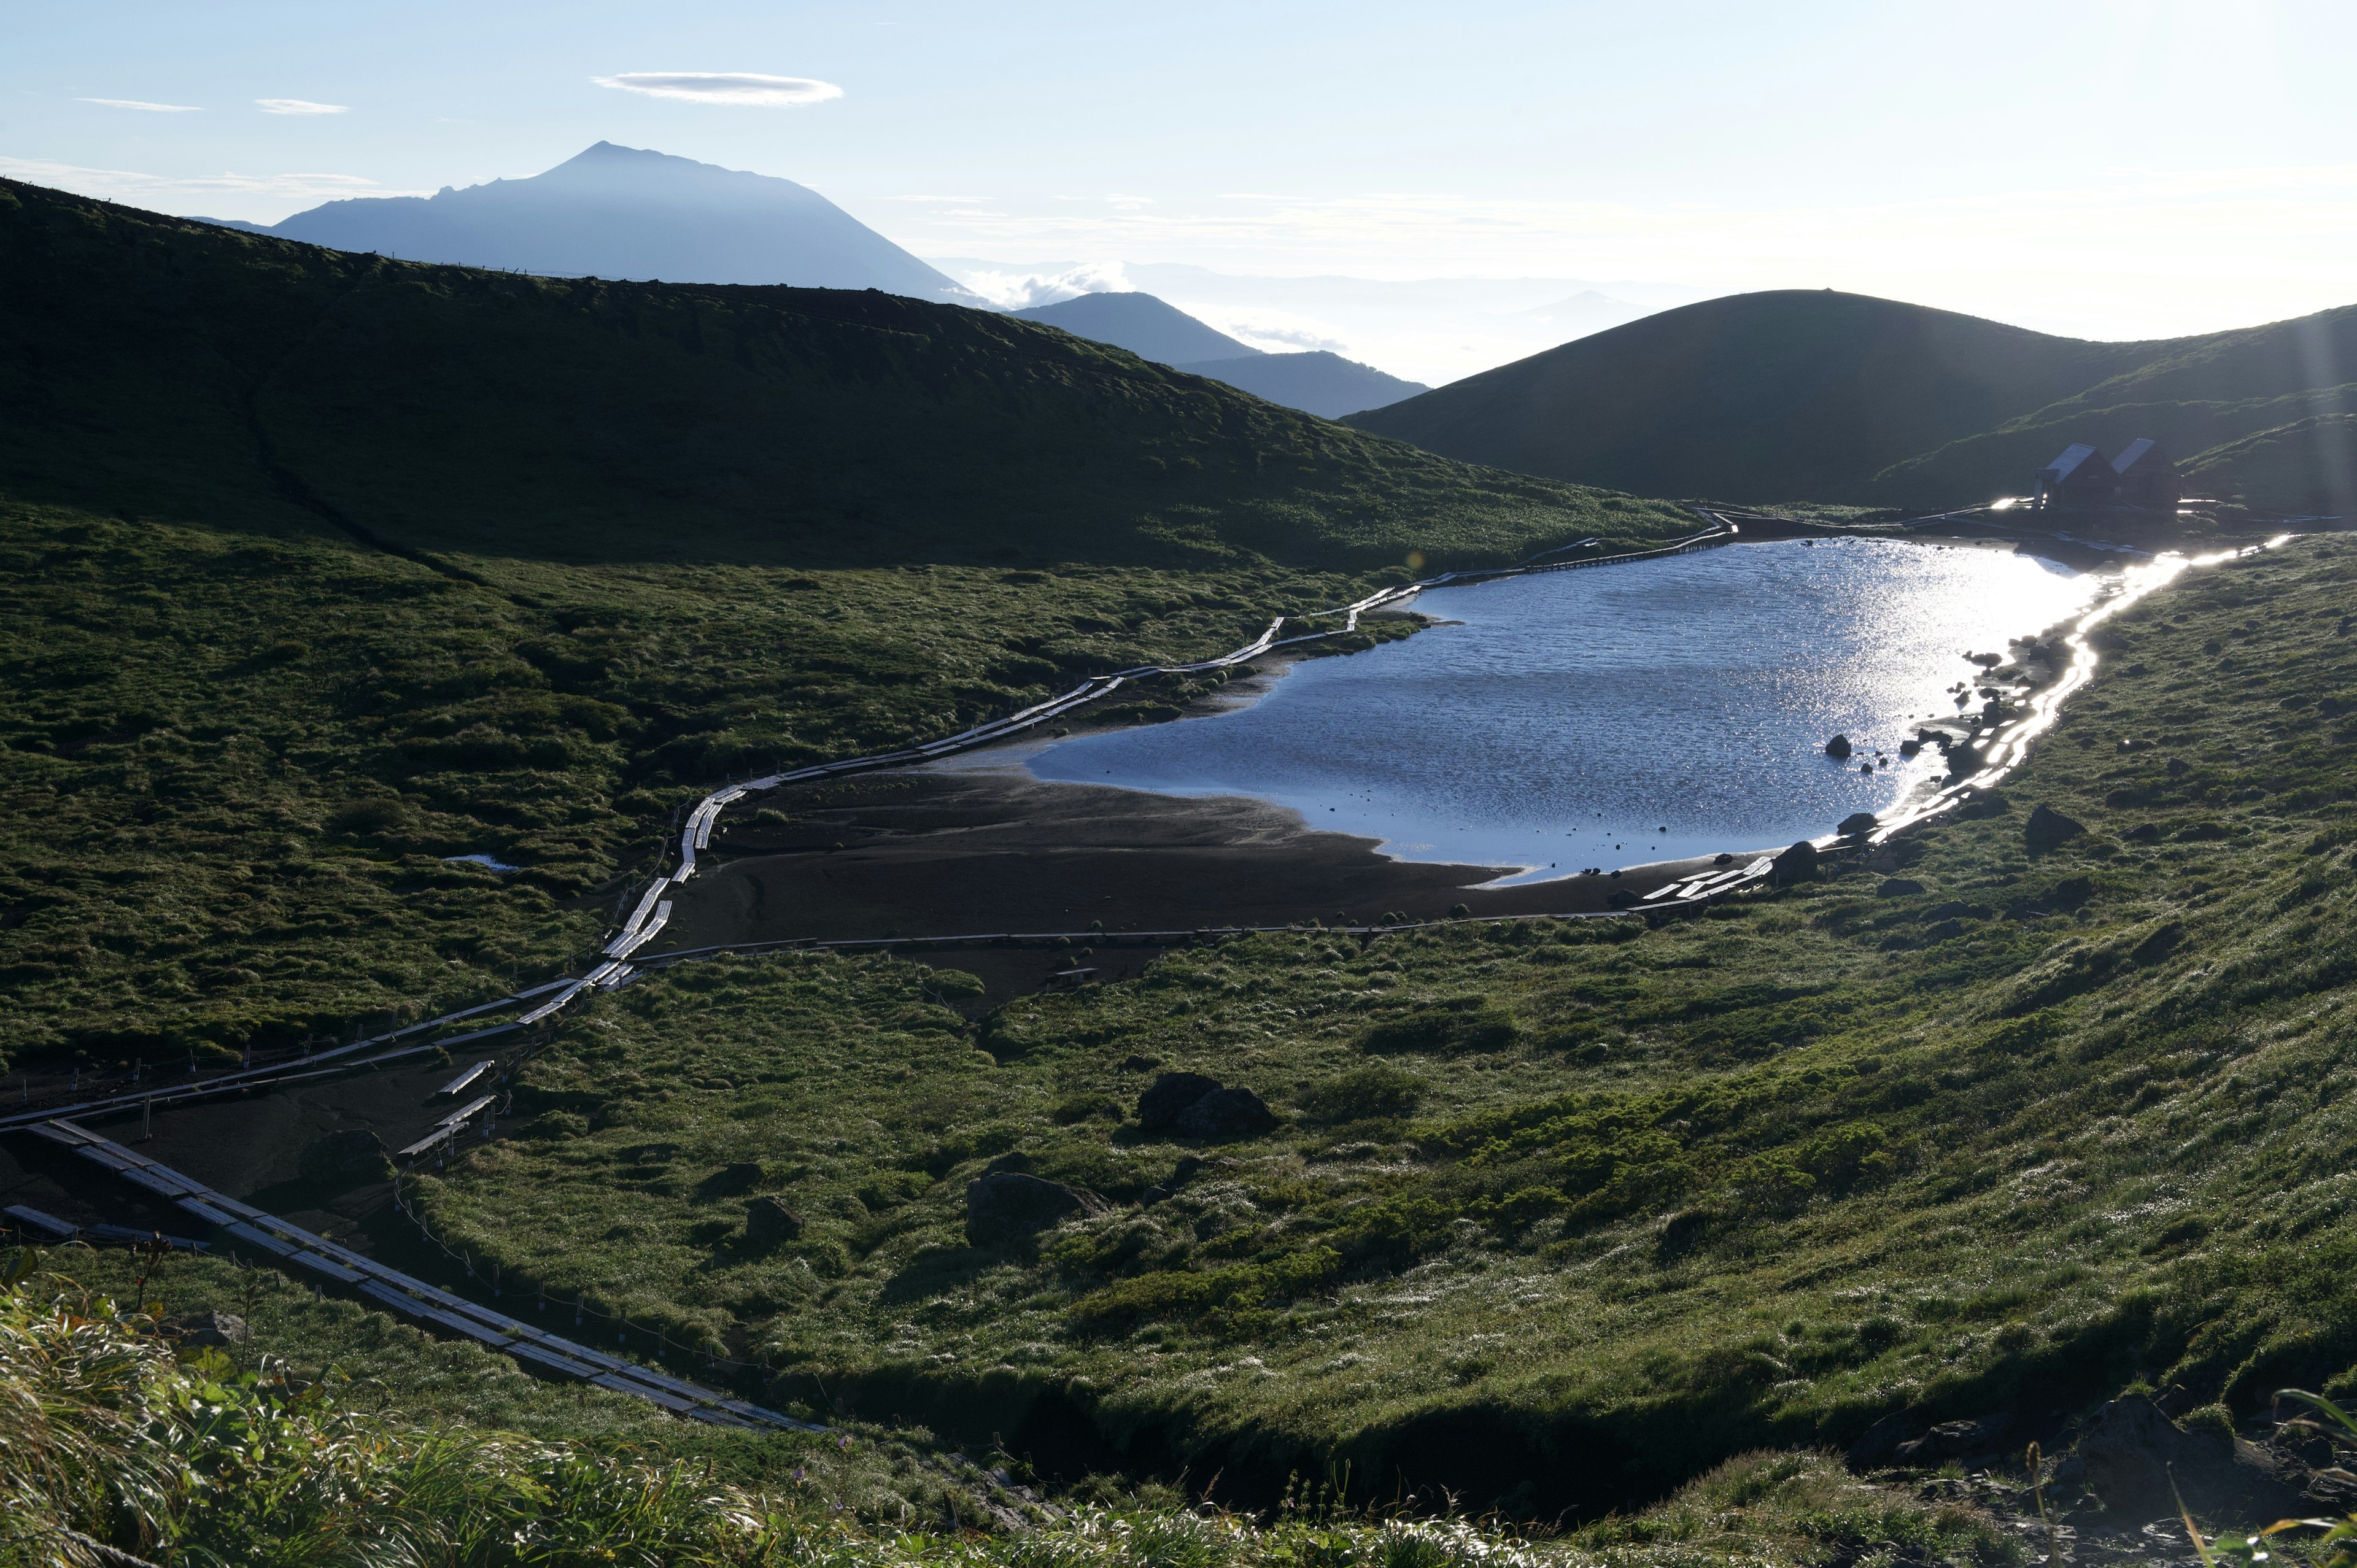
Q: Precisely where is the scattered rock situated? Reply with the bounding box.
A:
[1770,841,1819,885]
[964,1170,1108,1246]
[298,1129,385,1184]
[166,1310,250,1347]
[1825,734,1854,759]
[1172,1087,1279,1141]
[1136,1072,1224,1131]
[699,1161,765,1199]
[1846,1412,1925,1468]
[1838,812,1879,837]
[1878,878,1926,897]
[1897,1412,2011,1463]
[2057,1395,2305,1523]
[744,1195,805,1246]
[2024,803,2086,853]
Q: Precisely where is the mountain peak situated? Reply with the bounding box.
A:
[247,144,973,301]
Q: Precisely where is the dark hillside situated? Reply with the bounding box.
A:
[1350,288,2357,513]
[1347,290,2148,501]
[0,179,1625,575]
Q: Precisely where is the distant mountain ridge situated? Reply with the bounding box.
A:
[1012,292,1425,417]
[1011,292,1262,364]
[1347,289,2357,514]
[201,142,980,305]
[1172,352,1426,419]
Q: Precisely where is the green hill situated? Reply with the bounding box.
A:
[1348,288,2357,514]
[0,178,1632,575]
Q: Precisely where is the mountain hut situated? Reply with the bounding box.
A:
[2110,438,2181,512]
[2032,443,2116,510]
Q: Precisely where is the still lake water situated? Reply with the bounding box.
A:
[1023,539,2100,883]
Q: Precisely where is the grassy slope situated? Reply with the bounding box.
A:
[6,1264,2016,1567]
[0,177,1631,576]
[1867,312,2357,513]
[1347,288,2357,514]
[0,178,1692,1060]
[419,535,2357,1516]
[1345,292,2149,503]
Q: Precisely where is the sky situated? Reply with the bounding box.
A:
[14,0,2357,377]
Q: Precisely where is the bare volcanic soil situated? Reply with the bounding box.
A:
[660,765,1735,950]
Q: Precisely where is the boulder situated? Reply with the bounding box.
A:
[1897,1412,2010,1462]
[2058,1395,2304,1523]
[1136,1072,1223,1131]
[1847,1412,1925,1468]
[2024,803,2086,853]
[699,1161,765,1199]
[1824,734,1853,760]
[1924,918,1966,941]
[964,1170,1108,1246]
[166,1310,250,1347]
[1878,878,1926,898]
[1770,841,1819,885]
[1837,812,1879,837]
[1173,1087,1279,1141]
[1898,738,1922,757]
[2123,822,2161,843]
[744,1196,805,1246]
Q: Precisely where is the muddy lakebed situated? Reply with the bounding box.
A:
[1013,536,2098,881]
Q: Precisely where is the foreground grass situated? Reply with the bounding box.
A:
[413,533,2357,1515]
[3,1259,2011,1567]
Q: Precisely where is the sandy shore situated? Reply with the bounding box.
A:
[664,767,1746,952]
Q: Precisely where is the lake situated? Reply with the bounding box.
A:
[1019,538,2099,883]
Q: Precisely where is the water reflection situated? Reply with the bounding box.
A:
[1025,539,2099,883]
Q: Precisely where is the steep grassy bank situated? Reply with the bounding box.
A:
[1,1257,2013,1566]
[416,534,2357,1515]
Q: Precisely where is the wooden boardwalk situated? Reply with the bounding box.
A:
[21,1118,826,1434]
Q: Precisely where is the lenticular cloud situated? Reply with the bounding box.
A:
[591,72,843,107]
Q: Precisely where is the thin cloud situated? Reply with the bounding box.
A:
[80,98,202,113]
[590,72,842,107]
[257,99,347,115]
[948,260,1132,311]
